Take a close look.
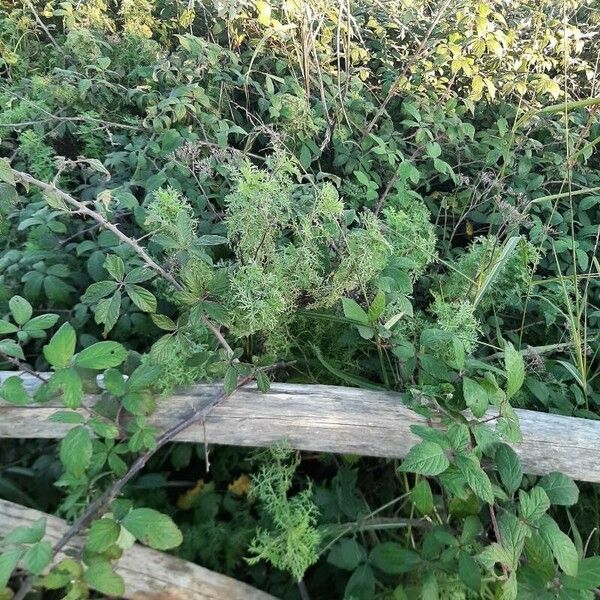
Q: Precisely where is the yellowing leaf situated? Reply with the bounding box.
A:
[177,479,205,510]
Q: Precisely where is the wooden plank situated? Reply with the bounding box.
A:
[0,498,275,600]
[2,372,600,483]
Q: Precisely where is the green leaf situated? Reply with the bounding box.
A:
[59,426,92,476]
[151,314,177,331]
[0,548,25,588]
[256,370,270,393]
[95,291,122,336]
[9,296,32,325]
[86,519,120,553]
[43,322,76,369]
[126,364,162,391]
[121,508,183,550]
[49,368,83,408]
[458,550,481,592]
[562,556,600,590]
[24,541,52,575]
[538,515,578,576]
[0,339,25,359]
[4,518,46,544]
[369,542,421,574]
[367,290,386,322]
[83,560,125,596]
[23,314,59,332]
[539,472,579,506]
[456,454,494,504]
[104,255,125,281]
[519,486,550,524]
[400,441,450,476]
[411,479,434,514]
[0,376,29,406]
[82,281,118,304]
[103,368,126,396]
[48,411,85,424]
[463,377,488,418]
[327,539,365,571]
[0,158,15,185]
[125,284,157,313]
[495,444,522,495]
[223,366,238,395]
[504,342,524,399]
[341,298,369,325]
[0,319,18,334]
[74,341,127,369]
[124,267,154,284]
[496,403,522,443]
[498,512,529,569]
[345,564,374,599]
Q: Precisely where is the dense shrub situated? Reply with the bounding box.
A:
[0,1,599,598]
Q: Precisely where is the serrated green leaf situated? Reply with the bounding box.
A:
[151,314,176,331]
[538,515,578,576]
[48,410,85,424]
[82,280,118,304]
[0,158,15,185]
[539,472,579,506]
[0,339,25,359]
[504,342,524,399]
[0,319,18,334]
[104,255,124,281]
[8,296,32,325]
[256,370,270,392]
[0,548,25,588]
[519,486,550,524]
[459,550,481,592]
[43,322,76,369]
[400,441,450,476]
[95,291,122,336]
[86,519,120,553]
[23,314,59,332]
[456,454,494,504]
[24,541,52,575]
[83,560,125,596]
[411,479,433,514]
[369,542,421,574]
[341,298,369,325]
[49,368,83,408]
[121,508,183,550]
[562,556,600,590]
[224,366,238,395]
[124,267,154,284]
[0,376,29,405]
[495,444,522,495]
[327,539,365,571]
[463,377,488,418]
[74,341,127,369]
[103,368,126,396]
[125,284,157,313]
[60,426,92,476]
[4,518,46,545]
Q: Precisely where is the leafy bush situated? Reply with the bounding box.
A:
[0,0,599,598]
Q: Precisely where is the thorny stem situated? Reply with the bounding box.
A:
[13,373,256,600]
[7,166,251,599]
[10,168,234,358]
[0,351,49,384]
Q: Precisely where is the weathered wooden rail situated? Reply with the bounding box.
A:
[0,498,274,599]
[2,372,600,483]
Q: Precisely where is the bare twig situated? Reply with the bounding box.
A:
[11,169,184,292]
[0,351,48,384]
[24,0,65,57]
